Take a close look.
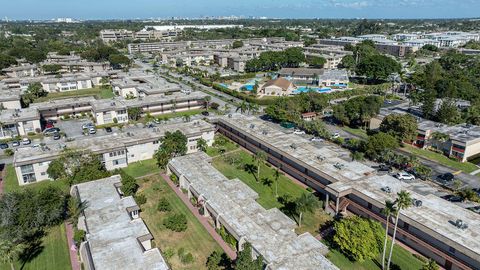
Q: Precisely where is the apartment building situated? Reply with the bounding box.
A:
[13,120,215,185]
[0,108,41,139]
[278,68,349,87]
[111,71,181,98]
[168,152,339,270]
[100,29,135,43]
[215,115,480,270]
[1,64,37,78]
[71,175,170,270]
[0,86,22,109]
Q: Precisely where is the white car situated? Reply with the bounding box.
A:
[293,129,305,135]
[396,171,415,181]
[22,138,31,145]
[88,127,97,134]
[310,137,324,142]
[331,132,340,139]
[82,123,95,130]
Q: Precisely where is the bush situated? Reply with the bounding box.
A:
[170,174,179,185]
[4,149,14,156]
[163,248,175,259]
[134,193,147,205]
[157,197,172,212]
[177,248,194,264]
[73,229,86,246]
[163,213,188,232]
[113,117,118,124]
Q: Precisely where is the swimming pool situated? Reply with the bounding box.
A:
[293,86,332,94]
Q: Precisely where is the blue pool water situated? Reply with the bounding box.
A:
[293,86,332,94]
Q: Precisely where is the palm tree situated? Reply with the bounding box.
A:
[386,191,412,270]
[381,200,397,270]
[68,196,89,226]
[0,240,25,270]
[274,169,280,197]
[248,103,259,115]
[236,101,248,114]
[295,193,318,227]
[203,96,212,110]
[183,115,191,122]
[253,150,268,181]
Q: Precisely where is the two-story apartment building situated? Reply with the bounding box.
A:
[13,120,215,185]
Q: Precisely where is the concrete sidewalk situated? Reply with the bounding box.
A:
[160,173,237,260]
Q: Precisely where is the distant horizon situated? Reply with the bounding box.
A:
[2,0,480,21]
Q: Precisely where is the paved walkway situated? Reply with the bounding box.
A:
[65,222,81,270]
[160,173,237,260]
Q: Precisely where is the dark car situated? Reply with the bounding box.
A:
[0,143,8,149]
[437,173,455,182]
[201,111,210,116]
[53,133,61,140]
[441,194,463,202]
[105,127,113,133]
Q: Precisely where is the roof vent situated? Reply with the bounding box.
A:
[290,143,297,149]
[262,130,268,135]
[249,124,255,129]
[453,219,468,230]
[334,163,344,170]
[412,198,422,207]
[316,155,325,161]
[381,186,392,193]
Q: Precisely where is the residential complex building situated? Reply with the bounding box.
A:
[71,175,169,270]
[13,120,214,185]
[215,114,480,270]
[278,68,349,87]
[168,152,339,270]
[260,77,296,96]
[370,105,480,163]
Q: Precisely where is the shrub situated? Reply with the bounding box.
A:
[170,174,179,185]
[113,117,118,124]
[134,193,147,205]
[163,248,175,259]
[157,198,172,212]
[163,213,188,232]
[4,149,14,156]
[73,229,86,247]
[177,247,194,264]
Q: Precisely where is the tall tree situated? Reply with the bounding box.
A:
[235,242,263,270]
[295,193,318,227]
[154,130,188,169]
[381,200,397,270]
[0,240,25,270]
[386,191,412,270]
[253,151,267,181]
[380,114,418,142]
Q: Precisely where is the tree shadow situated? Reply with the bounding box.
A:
[19,230,46,269]
[220,253,234,270]
[278,195,298,223]
[243,163,258,182]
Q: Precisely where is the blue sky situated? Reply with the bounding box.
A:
[2,0,480,20]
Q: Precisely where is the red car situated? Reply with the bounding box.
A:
[45,123,54,129]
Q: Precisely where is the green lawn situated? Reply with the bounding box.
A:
[326,240,424,270]
[340,126,369,140]
[33,87,114,103]
[138,175,222,270]
[206,135,239,157]
[211,149,330,235]
[402,144,478,173]
[0,224,72,270]
[154,109,209,121]
[122,159,159,178]
[3,164,70,194]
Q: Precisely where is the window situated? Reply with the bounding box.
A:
[21,164,36,183]
[449,247,456,254]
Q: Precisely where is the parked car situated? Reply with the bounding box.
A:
[468,206,480,214]
[22,138,31,145]
[441,194,463,203]
[381,186,392,193]
[45,123,54,129]
[82,123,95,129]
[0,143,8,149]
[105,127,113,133]
[47,119,57,124]
[437,173,455,182]
[44,127,60,135]
[88,127,96,134]
[201,111,210,116]
[53,133,61,140]
[31,144,41,148]
[396,171,416,181]
[12,141,20,147]
[293,129,306,135]
[376,164,392,172]
[310,137,323,142]
[331,132,340,139]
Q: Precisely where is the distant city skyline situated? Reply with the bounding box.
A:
[2,0,480,20]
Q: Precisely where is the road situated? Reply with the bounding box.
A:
[323,121,480,189]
